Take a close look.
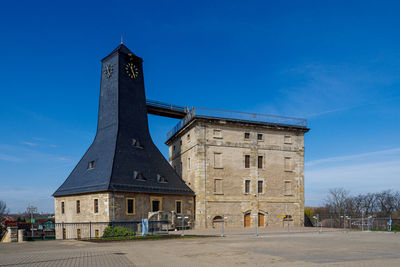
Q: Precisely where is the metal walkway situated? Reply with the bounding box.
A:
[146,99,188,119]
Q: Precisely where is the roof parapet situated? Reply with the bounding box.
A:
[166,107,308,140]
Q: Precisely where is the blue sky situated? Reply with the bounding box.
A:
[1,0,399,213]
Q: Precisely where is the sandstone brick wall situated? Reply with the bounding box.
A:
[54,192,194,239]
[168,118,307,228]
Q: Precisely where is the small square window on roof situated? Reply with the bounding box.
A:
[134,171,146,181]
[88,161,95,169]
[132,138,143,148]
[157,174,168,183]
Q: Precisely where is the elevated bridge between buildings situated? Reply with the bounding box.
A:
[146,99,188,119]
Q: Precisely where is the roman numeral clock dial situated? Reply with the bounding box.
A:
[125,63,139,79]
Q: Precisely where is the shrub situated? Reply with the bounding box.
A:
[102,226,135,238]
[392,223,400,231]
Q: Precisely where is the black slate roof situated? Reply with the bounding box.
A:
[53,44,194,197]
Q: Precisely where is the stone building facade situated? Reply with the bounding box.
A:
[54,193,194,239]
[166,113,309,228]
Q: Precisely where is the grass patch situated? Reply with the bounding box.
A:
[83,234,215,242]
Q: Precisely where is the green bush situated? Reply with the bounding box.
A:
[102,226,135,238]
[392,223,400,231]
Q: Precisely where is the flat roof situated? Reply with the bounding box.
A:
[166,107,308,141]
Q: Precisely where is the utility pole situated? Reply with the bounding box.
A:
[361,211,364,232]
[27,205,37,238]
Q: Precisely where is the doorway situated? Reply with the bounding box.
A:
[244,213,251,227]
[258,213,265,227]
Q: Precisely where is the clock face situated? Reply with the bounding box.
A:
[125,63,139,79]
[104,64,113,78]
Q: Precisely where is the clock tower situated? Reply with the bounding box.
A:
[53,45,194,239]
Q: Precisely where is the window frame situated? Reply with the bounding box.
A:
[150,197,163,212]
[284,157,293,172]
[61,201,65,214]
[94,199,99,214]
[244,132,250,140]
[257,133,263,141]
[284,180,292,196]
[88,160,95,170]
[76,200,80,214]
[244,180,251,194]
[126,198,136,215]
[284,135,292,144]
[257,180,263,194]
[175,200,182,214]
[213,178,223,195]
[257,155,263,169]
[213,152,223,169]
[245,155,250,169]
[213,129,223,139]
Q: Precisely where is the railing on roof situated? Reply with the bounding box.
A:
[166,107,308,140]
[146,99,187,113]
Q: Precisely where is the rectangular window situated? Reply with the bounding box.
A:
[62,228,66,239]
[95,229,99,238]
[258,181,263,194]
[214,179,223,194]
[175,200,182,214]
[94,199,98,213]
[77,229,81,239]
[151,197,162,212]
[126,198,135,215]
[284,135,292,144]
[244,132,250,139]
[76,200,80,214]
[284,157,293,171]
[188,157,191,170]
[257,133,263,140]
[245,155,250,168]
[245,180,250,194]
[258,156,263,169]
[88,160,95,169]
[213,129,222,139]
[61,201,65,214]
[284,181,292,195]
[214,153,222,168]
[187,134,190,142]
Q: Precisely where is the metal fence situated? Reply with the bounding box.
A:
[55,220,170,240]
[193,213,400,237]
[166,107,308,140]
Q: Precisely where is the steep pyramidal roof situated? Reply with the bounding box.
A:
[53,44,194,196]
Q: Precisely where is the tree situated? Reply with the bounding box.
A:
[324,188,350,216]
[0,200,7,219]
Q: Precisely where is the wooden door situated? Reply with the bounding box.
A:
[258,213,264,227]
[244,214,251,227]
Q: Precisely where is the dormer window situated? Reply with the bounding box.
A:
[88,161,95,169]
[134,171,146,181]
[132,138,143,148]
[157,174,168,183]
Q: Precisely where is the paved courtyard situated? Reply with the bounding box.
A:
[1,231,399,266]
